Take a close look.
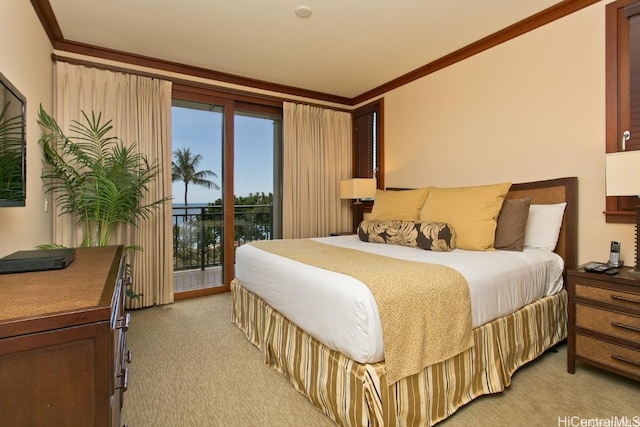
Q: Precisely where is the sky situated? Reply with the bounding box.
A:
[171,106,275,206]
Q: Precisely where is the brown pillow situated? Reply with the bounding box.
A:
[494,198,531,251]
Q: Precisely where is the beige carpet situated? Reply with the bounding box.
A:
[122,293,639,427]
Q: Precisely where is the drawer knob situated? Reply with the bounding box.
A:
[117,368,129,392]
[611,354,640,368]
[610,294,640,306]
[116,312,131,331]
[611,322,640,333]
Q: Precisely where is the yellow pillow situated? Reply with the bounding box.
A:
[369,187,430,221]
[419,182,512,250]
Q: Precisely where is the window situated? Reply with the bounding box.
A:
[606,0,640,223]
[352,99,384,189]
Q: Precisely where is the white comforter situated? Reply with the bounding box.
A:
[235,235,564,364]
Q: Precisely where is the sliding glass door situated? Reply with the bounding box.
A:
[171,100,224,293]
[170,94,282,297]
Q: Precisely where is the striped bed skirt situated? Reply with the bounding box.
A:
[231,279,567,426]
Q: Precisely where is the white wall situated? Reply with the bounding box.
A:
[0,3,53,256]
[380,2,634,266]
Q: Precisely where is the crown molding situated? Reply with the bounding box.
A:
[30,0,599,106]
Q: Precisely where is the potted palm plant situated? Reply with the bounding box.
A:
[37,105,167,248]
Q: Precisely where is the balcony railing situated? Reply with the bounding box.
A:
[172,204,273,271]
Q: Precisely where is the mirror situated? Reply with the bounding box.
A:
[0,71,26,207]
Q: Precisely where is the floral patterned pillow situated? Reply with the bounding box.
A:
[357,220,456,252]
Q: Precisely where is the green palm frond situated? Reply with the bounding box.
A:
[37,104,169,247]
[0,102,25,200]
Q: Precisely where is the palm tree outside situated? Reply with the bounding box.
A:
[171,147,219,207]
[171,147,221,275]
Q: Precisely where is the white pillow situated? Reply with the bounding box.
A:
[523,203,567,251]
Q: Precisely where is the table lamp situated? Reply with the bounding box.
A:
[605,151,640,277]
[340,178,376,233]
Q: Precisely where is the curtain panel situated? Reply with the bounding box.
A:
[52,62,173,308]
[282,102,352,238]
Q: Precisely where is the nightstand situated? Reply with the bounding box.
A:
[567,266,640,382]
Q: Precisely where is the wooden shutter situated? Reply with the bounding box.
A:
[606,0,640,222]
[352,99,384,189]
[353,112,374,178]
[625,3,640,151]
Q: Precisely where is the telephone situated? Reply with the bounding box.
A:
[608,240,623,267]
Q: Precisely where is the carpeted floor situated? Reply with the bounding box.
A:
[121,293,639,427]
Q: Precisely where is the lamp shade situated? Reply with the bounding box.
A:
[340,178,377,200]
[605,151,640,196]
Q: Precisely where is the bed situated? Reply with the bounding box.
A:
[231,177,577,426]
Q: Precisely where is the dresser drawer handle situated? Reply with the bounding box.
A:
[117,312,131,331]
[611,322,640,333]
[611,354,640,367]
[610,295,640,305]
[117,368,129,392]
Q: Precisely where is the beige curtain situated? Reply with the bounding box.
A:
[282,102,352,238]
[52,62,173,307]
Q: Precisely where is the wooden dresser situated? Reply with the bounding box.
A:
[567,266,640,382]
[0,245,130,427]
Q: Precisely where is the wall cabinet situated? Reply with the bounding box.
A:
[0,246,130,426]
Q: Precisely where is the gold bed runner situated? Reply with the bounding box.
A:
[249,239,473,384]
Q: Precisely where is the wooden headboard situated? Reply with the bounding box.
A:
[382,177,578,271]
[506,177,578,271]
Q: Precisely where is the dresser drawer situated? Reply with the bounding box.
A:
[574,283,640,310]
[575,305,640,343]
[575,334,640,377]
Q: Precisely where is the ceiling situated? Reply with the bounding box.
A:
[44,0,563,100]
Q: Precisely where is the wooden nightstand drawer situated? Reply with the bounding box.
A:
[575,334,640,378]
[575,283,640,310]
[568,267,640,382]
[575,305,640,342]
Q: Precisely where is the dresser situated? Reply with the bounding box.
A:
[567,266,640,382]
[0,245,130,426]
